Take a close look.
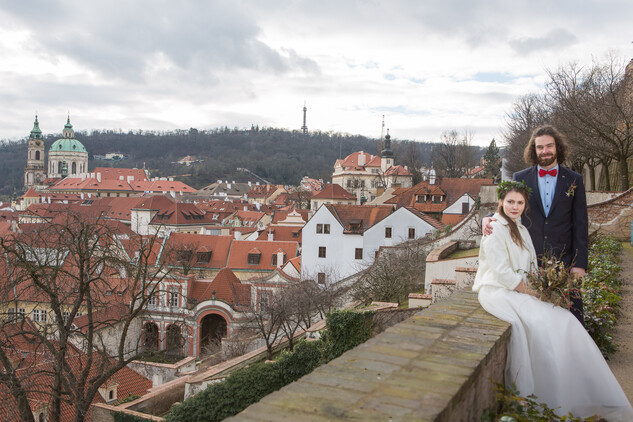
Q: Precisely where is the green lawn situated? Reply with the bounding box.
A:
[447,248,479,259]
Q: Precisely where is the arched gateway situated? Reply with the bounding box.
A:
[199,313,228,354]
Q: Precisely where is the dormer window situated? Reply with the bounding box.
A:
[348,219,362,231]
[247,253,261,265]
[432,195,444,204]
[196,251,212,263]
[416,194,427,203]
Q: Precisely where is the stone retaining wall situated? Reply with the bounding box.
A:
[227,290,511,422]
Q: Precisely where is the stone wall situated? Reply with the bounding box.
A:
[227,290,510,422]
[588,187,633,241]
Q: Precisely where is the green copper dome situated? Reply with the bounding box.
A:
[50,138,87,153]
[49,115,87,153]
[30,115,43,139]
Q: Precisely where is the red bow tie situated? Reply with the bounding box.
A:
[539,168,557,177]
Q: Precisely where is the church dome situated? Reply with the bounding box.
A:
[49,116,87,153]
[50,138,87,153]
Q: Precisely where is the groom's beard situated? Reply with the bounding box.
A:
[537,153,556,167]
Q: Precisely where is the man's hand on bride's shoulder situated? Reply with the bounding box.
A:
[482,216,496,236]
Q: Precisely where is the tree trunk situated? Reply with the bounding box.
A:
[602,161,611,191]
[588,165,596,191]
[619,158,630,191]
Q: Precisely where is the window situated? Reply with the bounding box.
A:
[317,272,326,284]
[18,308,25,318]
[7,308,16,322]
[385,227,392,238]
[355,248,363,260]
[271,254,286,266]
[259,290,272,312]
[432,195,443,204]
[416,195,426,203]
[316,224,323,234]
[63,311,70,324]
[148,290,157,306]
[169,287,179,307]
[196,251,212,263]
[462,202,470,214]
[248,253,261,265]
[33,309,41,322]
[346,180,352,188]
[318,246,326,258]
[177,250,193,262]
[323,224,330,234]
[408,228,416,239]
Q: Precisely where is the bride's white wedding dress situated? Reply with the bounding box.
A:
[473,214,633,421]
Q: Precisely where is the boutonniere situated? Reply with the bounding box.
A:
[566,182,577,197]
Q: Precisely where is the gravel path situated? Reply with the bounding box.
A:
[607,243,633,401]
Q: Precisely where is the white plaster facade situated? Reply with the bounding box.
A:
[301,205,363,283]
[443,193,476,215]
[363,208,439,261]
[301,206,438,283]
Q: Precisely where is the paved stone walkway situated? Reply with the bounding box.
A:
[607,243,633,401]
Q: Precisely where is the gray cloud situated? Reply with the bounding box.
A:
[509,28,578,55]
[2,1,319,83]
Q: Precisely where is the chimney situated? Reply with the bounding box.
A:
[234,231,241,239]
[276,250,284,268]
[429,169,436,185]
[268,229,274,241]
[244,206,248,211]
[96,172,101,182]
[357,152,366,166]
[248,181,252,187]
[227,183,232,189]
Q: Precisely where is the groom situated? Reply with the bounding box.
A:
[484,125,588,324]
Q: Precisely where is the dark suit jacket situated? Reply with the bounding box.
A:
[513,165,588,269]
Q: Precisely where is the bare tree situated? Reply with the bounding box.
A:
[351,243,428,305]
[432,130,477,178]
[502,93,549,175]
[546,55,633,190]
[0,211,170,422]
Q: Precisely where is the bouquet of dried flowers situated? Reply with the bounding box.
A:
[525,256,578,308]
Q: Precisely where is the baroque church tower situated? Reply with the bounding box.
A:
[24,115,47,190]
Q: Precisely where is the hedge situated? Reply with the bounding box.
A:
[165,309,375,422]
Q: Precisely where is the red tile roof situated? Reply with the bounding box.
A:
[256,226,302,243]
[162,233,233,269]
[384,164,412,176]
[385,178,494,214]
[312,184,356,200]
[188,268,250,306]
[93,167,149,181]
[227,240,299,271]
[324,204,394,233]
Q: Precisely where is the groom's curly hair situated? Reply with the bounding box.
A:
[523,125,570,166]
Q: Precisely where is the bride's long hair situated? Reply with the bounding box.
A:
[496,186,530,249]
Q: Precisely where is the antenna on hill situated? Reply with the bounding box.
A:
[301,101,308,136]
[380,115,385,141]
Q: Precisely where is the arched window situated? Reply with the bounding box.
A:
[72,162,77,174]
[58,161,62,174]
[35,150,40,161]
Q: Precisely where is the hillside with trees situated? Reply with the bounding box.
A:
[0,127,444,197]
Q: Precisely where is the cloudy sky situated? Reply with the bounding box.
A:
[1,1,632,146]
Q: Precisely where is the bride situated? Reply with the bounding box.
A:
[473,181,633,421]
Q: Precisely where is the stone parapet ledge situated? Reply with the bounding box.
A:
[227,290,511,422]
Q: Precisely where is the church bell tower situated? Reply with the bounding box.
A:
[24,115,47,190]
